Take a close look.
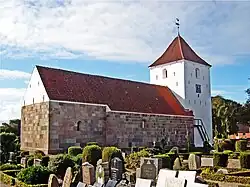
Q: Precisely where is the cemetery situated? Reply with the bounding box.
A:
[1,139,250,187]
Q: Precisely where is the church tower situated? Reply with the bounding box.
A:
[149,34,212,147]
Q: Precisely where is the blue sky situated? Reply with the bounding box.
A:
[0,0,250,122]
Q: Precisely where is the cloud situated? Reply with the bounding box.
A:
[0,69,31,80]
[0,88,26,121]
[0,0,249,64]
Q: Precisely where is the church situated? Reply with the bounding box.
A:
[21,34,212,154]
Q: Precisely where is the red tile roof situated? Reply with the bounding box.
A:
[149,35,211,67]
[37,66,193,116]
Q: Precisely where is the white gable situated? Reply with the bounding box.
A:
[23,66,49,106]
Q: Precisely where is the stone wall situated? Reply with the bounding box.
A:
[106,112,194,148]
[48,101,107,153]
[21,102,49,154]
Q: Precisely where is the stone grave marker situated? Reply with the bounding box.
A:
[140,157,162,181]
[62,167,73,187]
[34,158,42,166]
[227,159,241,169]
[76,182,87,187]
[188,154,201,170]
[48,174,60,187]
[173,157,182,170]
[136,168,141,178]
[110,157,123,182]
[92,182,103,187]
[165,177,186,187]
[201,158,214,167]
[135,178,152,187]
[156,169,177,187]
[21,157,27,168]
[96,160,105,185]
[122,152,126,160]
[105,179,118,187]
[186,183,208,187]
[8,152,14,164]
[82,162,95,185]
[178,171,197,183]
[116,173,129,187]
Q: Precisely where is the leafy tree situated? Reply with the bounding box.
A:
[0,119,21,136]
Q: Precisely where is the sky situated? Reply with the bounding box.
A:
[0,0,250,123]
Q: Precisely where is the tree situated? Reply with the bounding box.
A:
[0,119,20,136]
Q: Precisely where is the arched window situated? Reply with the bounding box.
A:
[163,69,167,78]
[195,68,200,79]
[76,121,81,131]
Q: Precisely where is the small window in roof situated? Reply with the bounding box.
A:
[163,69,167,78]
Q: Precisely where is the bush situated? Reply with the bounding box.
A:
[72,154,83,166]
[20,151,29,157]
[68,146,82,157]
[235,140,247,152]
[125,149,150,171]
[86,142,98,146]
[48,154,75,178]
[16,156,22,164]
[82,145,102,167]
[41,156,50,167]
[102,147,123,162]
[223,150,233,155]
[240,152,250,169]
[213,152,228,167]
[34,150,45,159]
[214,139,234,152]
[0,163,22,171]
[27,156,34,167]
[17,166,51,184]
[154,154,171,169]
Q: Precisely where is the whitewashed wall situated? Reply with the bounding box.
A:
[23,67,49,106]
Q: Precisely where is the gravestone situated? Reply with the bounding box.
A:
[110,157,123,182]
[21,157,27,168]
[105,179,118,187]
[48,174,60,187]
[136,168,141,178]
[135,178,152,187]
[201,158,214,167]
[62,167,73,187]
[165,177,186,187]
[102,161,110,183]
[188,154,201,170]
[227,159,241,169]
[34,158,42,166]
[140,157,162,181]
[122,152,126,160]
[186,183,208,187]
[156,169,177,187]
[116,173,129,187]
[8,152,14,163]
[96,160,105,185]
[178,171,196,183]
[92,182,103,187]
[76,182,87,187]
[82,162,95,185]
[173,157,182,170]
[170,147,179,154]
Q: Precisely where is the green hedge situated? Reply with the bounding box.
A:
[82,145,102,167]
[240,152,250,169]
[213,152,228,167]
[236,140,248,152]
[0,163,22,171]
[153,154,171,169]
[102,146,123,162]
[27,156,34,167]
[86,142,98,146]
[125,149,150,171]
[68,146,82,157]
[214,139,234,152]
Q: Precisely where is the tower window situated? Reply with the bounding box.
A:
[163,69,167,78]
[205,101,207,106]
[38,81,39,86]
[203,76,204,80]
[76,121,82,131]
[156,75,158,80]
[194,100,196,104]
[141,120,145,128]
[42,95,45,102]
[196,84,202,93]
[195,68,200,79]
[32,98,34,104]
[188,100,191,104]
[200,100,202,105]
[173,72,176,76]
[176,82,178,86]
[188,80,190,84]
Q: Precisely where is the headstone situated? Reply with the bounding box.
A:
[92,182,103,187]
[82,162,95,185]
[136,168,141,178]
[201,158,214,167]
[188,154,201,170]
[62,167,73,187]
[173,157,182,170]
[216,168,228,174]
[116,173,129,187]
[135,178,152,187]
[110,157,123,182]
[165,177,186,187]
[122,152,126,160]
[48,174,60,187]
[156,169,177,187]
[178,171,196,183]
[140,157,162,181]
[105,179,118,187]
[34,158,42,166]
[96,160,105,185]
[170,147,179,154]
[21,157,27,168]
[76,182,87,187]
[102,161,110,183]
[8,152,14,163]
[227,159,241,169]
[186,183,208,187]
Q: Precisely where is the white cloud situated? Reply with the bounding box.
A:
[0,69,31,80]
[0,88,26,121]
[0,0,249,64]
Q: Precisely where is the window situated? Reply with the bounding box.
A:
[76,121,82,131]
[205,101,207,106]
[163,69,167,78]
[173,72,176,76]
[194,100,196,104]
[42,95,45,102]
[200,100,202,105]
[203,76,205,80]
[24,100,25,106]
[32,98,34,104]
[38,81,39,86]
[29,84,31,88]
[141,120,145,128]
[195,68,200,79]
[156,75,158,80]
[176,82,178,86]
[196,84,201,93]
[191,73,192,77]
[188,80,190,84]
[188,100,191,104]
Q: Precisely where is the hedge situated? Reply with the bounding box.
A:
[68,146,82,157]
[0,163,22,171]
[240,152,250,169]
[0,171,48,187]
[82,145,102,167]
[214,139,234,152]
[236,140,248,152]
[153,154,171,169]
[213,152,228,167]
[27,156,34,167]
[102,146,123,162]
[86,142,98,146]
[125,149,150,171]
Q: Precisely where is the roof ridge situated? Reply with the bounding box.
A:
[177,35,184,59]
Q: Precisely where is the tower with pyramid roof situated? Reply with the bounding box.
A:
[149,34,212,147]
